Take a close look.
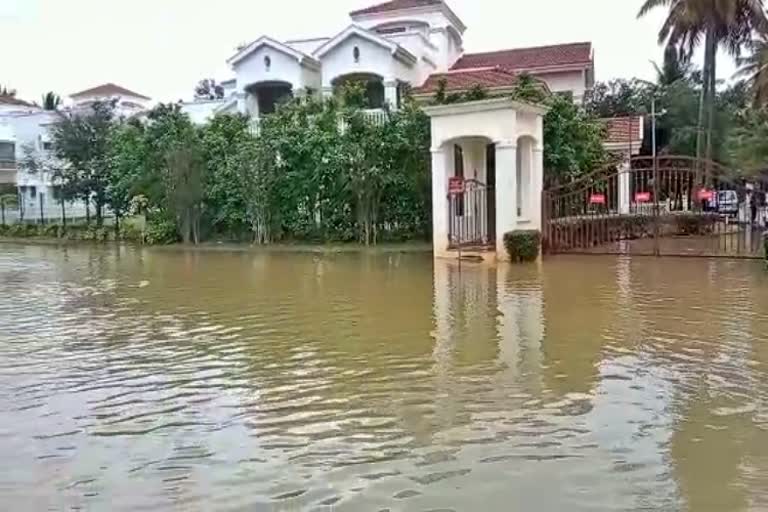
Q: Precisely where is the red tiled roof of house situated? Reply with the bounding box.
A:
[415,67,519,94]
[350,0,442,16]
[452,42,593,72]
[0,95,35,107]
[603,116,644,145]
[70,83,150,100]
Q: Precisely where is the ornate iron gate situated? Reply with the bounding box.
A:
[542,156,767,259]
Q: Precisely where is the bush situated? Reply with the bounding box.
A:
[674,213,718,236]
[119,223,144,242]
[144,218,179,245]
[504,230,541,262]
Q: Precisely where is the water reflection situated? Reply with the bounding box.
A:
[0,245,767,511]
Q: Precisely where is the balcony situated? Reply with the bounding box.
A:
[0,160,17,185]
[249,109,389,137]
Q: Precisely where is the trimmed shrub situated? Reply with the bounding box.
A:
[504,230,541,262]
[144,218,179,245]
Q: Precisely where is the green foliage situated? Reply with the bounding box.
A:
[144,218,179,245]
[51,100,117,224]
[41,92,61,111]
[432,78,490,105]
[726,107,768,176]
[673,213,718,235]
[503,230,541,262]
[543,95,609,184]
[586,79,653,118]
[509,73,549,104]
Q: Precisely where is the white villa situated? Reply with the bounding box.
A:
[0,83,151,220]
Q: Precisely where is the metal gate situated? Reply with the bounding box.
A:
[542,156,767,259]
[448,179,494,249]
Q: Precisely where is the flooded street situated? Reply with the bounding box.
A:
[1,244,767,511]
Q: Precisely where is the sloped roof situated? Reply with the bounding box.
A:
[0,95,35,107]
[452,42,593,72]
[416,67,519,94]
[227,36,320,68]
[70,83,150,100]
[603,116,644,145]
[350,0,442,16]
[313,25,416,65]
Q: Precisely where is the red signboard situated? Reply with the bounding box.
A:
[635,192,651,203]
[448,177,465,195]
[589,193,606,205]
[698,189,714,201]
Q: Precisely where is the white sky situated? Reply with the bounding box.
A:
[1,0,739,105]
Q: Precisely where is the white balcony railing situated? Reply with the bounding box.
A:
[249,109,389,137]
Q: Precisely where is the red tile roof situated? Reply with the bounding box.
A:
[603,116,644,145]
[415,67,519,94]
[452,42,593,72]
[350,0,442,16]
[70,83,150,100]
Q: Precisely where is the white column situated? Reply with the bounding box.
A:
[528,146,544,231]
[618,158,631,214]
[384,80,398,109]
[321,86,334,99]
[495,141,518,258]
[431,147,450,258]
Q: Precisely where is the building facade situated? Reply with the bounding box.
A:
[188,0,594,124]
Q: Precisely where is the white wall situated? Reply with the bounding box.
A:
[534,70,588,102]
[180,100,227,125]
[319,34,417,87]
[235,46,304,91]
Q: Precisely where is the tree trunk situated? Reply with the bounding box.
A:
[85,198,90,224]
[705,38,717,174]
[114,212,121,239]
[695,28,714,183]
[60,197,66,230]
[1,201,4,226]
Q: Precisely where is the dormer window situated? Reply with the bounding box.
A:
[264,55,271,71]
[353,46,360,63]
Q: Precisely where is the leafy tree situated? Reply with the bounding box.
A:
[194,79,225,100]
[726,107,768,175]
[543,95,609,185]
[106,121,148,235]
[638,0,768,163]
[41,92,61,111]
[50,100,117,225]
[585,79,652,117]
[653,45,694,86]
[0,86,16,97]
[166,145,205,244]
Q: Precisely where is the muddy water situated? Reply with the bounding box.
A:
[0,244,767,511]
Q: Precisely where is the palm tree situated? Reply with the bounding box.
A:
[41,92,61,111]
[653,45,694,86]
[638,0,768,166]
[736,36,768,106]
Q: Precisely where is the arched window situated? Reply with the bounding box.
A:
[264,55,271,71]
[353,46,360,63]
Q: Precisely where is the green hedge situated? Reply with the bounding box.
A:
[0,220,170,244]
[503,230,541,262]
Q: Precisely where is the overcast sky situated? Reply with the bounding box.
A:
[1,0,740,105]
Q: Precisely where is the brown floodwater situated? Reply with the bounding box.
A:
[1,243,767,511]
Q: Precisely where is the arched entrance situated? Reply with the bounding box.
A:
[332,73,385,109]
[441,136,497,249]
[245,81,293,116]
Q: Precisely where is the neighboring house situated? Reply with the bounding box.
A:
[69,83,151,118]
[205,0,593,123]
[0,83,150,221]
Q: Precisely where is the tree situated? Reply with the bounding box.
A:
[638,0,768,164]
[653,45,694,86]
[50,100,117,225]
[736,36,768,106]
[585,79,652,117]
[0,86,16,97]
[543,95,609,185]
[194,79,225,100]
[106,121,147,235]
[41,92,61,111]
[165,145,205,244]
